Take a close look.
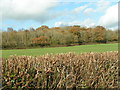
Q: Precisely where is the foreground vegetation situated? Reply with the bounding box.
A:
[2,51,118,89]
[2,43,118,58]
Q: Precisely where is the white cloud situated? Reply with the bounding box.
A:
[72,5,87,14]
[54,21,73,27]
[54,18,95,27]
[59,0,119,2]
[108,26,118,31]
[82,18,95,27]
[98,4,118,29]
[96,0,111,11]
[0,0,58,22]
[54,21,82,27]
[83,8,95,15]
[81,0,111,15]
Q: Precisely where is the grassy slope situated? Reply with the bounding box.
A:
[2,43,118,58]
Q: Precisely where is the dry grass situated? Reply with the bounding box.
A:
[2,51,119,89]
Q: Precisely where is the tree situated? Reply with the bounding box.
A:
[7,27,14,32]
[2,25,118,49]
[36,25,49,31]
[32,36,49,47]
[94,26,106,43]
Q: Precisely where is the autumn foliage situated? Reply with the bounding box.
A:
[32,36,49,46]
[2,25,118,49]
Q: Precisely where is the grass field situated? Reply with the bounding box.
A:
[2,43,118,58]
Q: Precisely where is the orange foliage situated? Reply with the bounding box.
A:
[36,25,49,31]
[32,36,49,44]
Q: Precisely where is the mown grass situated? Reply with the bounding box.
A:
[2,43,118,58]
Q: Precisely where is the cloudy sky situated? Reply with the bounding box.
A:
[0,0,119,31]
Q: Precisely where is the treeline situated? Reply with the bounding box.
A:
[2,25,118,49]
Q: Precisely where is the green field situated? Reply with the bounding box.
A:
[2,43,118,58]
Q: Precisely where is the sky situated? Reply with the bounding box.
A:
[0,0,119,31]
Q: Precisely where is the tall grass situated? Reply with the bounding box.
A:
[2,51,118,89]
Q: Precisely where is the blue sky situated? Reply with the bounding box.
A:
[0,0,119,31]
